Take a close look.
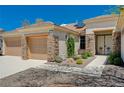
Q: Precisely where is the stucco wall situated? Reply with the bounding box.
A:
[53,31,67,59]
[85,20,117,34]
[75,36,80,55]
[53,31,79,59]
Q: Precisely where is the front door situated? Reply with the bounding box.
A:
[105,35,112,55]
[97,35,112,55]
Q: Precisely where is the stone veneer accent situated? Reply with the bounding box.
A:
[47,35,59,62]
[21,34,59,61]
[86,34,95,55]
[21,36,28,60]
[112,31,121,54]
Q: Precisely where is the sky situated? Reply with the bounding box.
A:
[0,5,115,31]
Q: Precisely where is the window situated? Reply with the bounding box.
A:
[80,36,85,49]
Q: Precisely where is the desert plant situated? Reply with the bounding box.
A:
[108,52,123,66]
[54,56,63,63]
[73,55,81,60]
[66,36,75,58]
[81,51,92,59]
[76,59,84,64]
[66,58,75,64]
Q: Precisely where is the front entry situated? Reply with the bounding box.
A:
[96,35,112,55]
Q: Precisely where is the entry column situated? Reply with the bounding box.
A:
[21,35,28,60]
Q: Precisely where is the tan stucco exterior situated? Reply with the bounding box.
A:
[2,21,80,61]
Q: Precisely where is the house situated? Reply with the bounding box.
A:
[1,14,121,61]
[2,20,80,61]
[64,14,119,55]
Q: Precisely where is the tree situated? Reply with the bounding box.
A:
[22,19,30,27]
[36,18,44,23]
[104,5,124,14]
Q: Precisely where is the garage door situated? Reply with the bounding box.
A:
[27,35,48,60]
[5,37,22,56]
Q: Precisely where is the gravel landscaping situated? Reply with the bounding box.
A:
[0,65,124,87]
[46,56,96,68]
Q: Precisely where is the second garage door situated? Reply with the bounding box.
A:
[5,37,22,56]
[27,35,48,60]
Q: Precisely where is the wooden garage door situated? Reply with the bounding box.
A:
[5,37,22,56]
[27,35,48,60]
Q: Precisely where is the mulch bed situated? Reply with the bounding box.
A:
[46,56,96,68]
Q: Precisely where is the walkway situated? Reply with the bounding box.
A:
[83,55,108,76]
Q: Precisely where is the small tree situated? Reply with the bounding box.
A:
[36,18,44,23]
[104,5,124,14]
[66,36,75,58]
[22,19,30,27]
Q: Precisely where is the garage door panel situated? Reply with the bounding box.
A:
[27,35,48,60]
[30,54,47,60]
[5,37,22,56]
[5,47,22,56]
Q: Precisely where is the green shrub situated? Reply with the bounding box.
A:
[82,53,88,59]
[73,55,81,60]
[66,37,75,57]
[76,59,84,64]
[113,57,122,66]
[54,56,63,63]
[108,52,123,66]
[81,51,92,59]
[86,52,92,57]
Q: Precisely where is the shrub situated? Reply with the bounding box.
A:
[54,56,63,63]
[66,37,75,57]
[81,53,88,59]
[81,51,92,59]
[76,59,84,64]
[66,58,75,64]
[73,55,81,60]
[86,52,92,57]
[108,52,123,66]
[113,57,122,66]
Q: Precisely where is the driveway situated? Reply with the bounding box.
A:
[0,56,47,79]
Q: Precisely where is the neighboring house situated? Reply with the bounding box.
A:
[2,21,80,61]
[64,14,119,55]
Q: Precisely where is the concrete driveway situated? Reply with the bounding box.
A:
[0,56,47,79]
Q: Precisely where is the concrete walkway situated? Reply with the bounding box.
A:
[0,56,47,79]
[83,55,108,76]
[85,55,108,67]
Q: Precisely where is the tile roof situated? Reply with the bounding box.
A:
[62,23,86,33]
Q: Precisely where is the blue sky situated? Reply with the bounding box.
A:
[0,5,115,31]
